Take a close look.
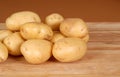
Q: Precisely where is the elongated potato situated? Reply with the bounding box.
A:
[20,22,53,40]
[60,18,88,38]
[52,38,87,62]
[20,39,52,64]
[0,30,13,42]
[45,13,64,31]
[81,34,89,43]
[3,32,24,56]
[51,31,65,43]
[0,42,8,63]
[6,11,41,31]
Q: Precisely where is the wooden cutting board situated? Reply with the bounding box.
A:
[0,22,120,77]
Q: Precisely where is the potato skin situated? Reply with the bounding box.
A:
[81,34,89,43]
[0,30,13,42]
[20,22,53,40]
[45,13,64,31]
[52,38,87,62]
[20,39,52,64]
[60,18,88,38]
[51,31,66,43]
[6,11,41,31]
[0,42,8,63]
[3,32,24,56]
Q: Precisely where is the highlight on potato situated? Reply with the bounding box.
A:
[20,22,53,40]
[0,11,89,64]
[60,18,88,38]
[6,11,41,31]
[52,38,87,62]
[3,32,24,56]
[45,13,64,31]
[20,39,52,64]
[0,42,8,63]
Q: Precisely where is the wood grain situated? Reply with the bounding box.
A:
[0,22,120,77]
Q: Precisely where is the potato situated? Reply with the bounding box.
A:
[51,31,65,43]
[20,39,52,64]
[81,34,89,43]
[52,38,87,62]
[6,11,41,31]
[20,22,53,40]
[45,13,64,31]
[0,30,13,42]
[3,32,24,56]
[60,18,88,38]
[0,42,8,63]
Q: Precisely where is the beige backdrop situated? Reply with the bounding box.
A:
[0,0,120,22]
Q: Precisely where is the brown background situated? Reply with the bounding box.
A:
[0,0,120,22]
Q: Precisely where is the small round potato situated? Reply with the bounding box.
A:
[60,18,88,38]
[45,13,64,31]
[0,42,8,63]
[6,11,41,31]
[0,30,13,42]
[3,32,24,56]
[81,34,89,43]
[20,39,52,64]
[52,38,87,62]
[20,22,53,40]
[51,31,65,43]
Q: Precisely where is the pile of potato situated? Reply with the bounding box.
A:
[0,11,89,64]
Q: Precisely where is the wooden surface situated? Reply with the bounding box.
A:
[0,22,120,77]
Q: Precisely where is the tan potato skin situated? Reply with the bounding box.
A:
[60,18,88,38]
[20,39,52,64]
[3,32,24,56]
[0,42,8,63]
[52,38,87,62]
[45,13,64,31]
[51,31,66,43]
[0,30,13,42]
[6,11,41,31]
[81,34,89,43]
[20,22,53,40]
